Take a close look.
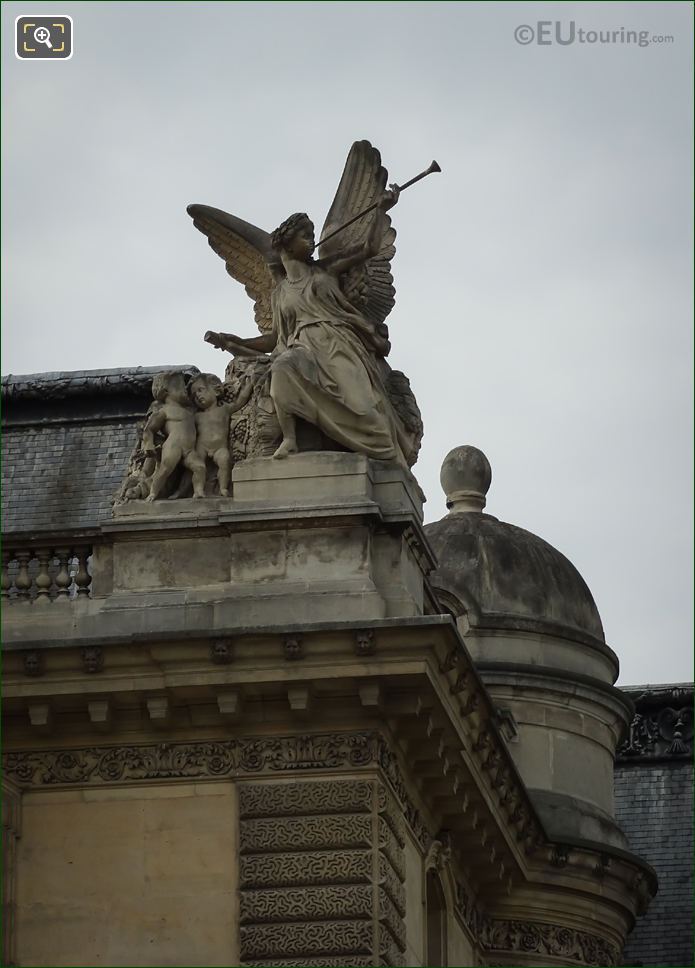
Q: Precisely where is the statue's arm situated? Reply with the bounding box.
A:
[321,190,399,277]
[226,378,255,414]
[142,408,166,453]
[242,333,277,352]
[321,241,370,277]
[205,330,276,355]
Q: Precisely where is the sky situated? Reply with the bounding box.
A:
[2,1,692,685]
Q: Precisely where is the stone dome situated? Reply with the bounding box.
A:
[425,446,605,645]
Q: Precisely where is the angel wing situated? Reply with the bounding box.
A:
[187,204,281,333]
[319,141,396,331]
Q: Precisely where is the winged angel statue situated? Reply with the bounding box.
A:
[188,141,429,468]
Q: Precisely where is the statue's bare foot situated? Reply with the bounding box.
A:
[219,488,230,497]
[273,438,298,460]
[145,493,157,503]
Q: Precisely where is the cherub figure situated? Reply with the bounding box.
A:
[189,372,254,497]
[143,372,206,501]
[116,449,157,502]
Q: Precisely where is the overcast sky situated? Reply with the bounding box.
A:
[2,1,692,685]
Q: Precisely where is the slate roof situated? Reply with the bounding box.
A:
[1,366,197,537]
[615,684,694,967]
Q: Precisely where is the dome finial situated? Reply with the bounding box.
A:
[440,445,492,514]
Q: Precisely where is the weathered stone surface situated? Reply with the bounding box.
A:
[240,885,374,924]
[240,814,373,853]
[238,778,406,966]
[240,920,373,960]
[426,510,605,643]
[239,850,372,890]
[15,785,237,967]
[239,779,374,818]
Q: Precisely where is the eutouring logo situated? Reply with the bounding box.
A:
[514,22,674,48]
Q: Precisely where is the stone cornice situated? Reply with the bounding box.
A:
[1,613,458,653]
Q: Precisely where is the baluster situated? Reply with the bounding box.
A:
[53,548,71,601]
[34,548,52,603]
[72,546,91,598]
[1,551,12,601]
[14,551,32,602]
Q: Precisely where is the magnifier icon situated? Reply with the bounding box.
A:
[33,26,53,49]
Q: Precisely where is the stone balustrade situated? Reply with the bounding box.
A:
[1,545,92,602]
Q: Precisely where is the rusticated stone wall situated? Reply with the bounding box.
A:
[238,779,406,967]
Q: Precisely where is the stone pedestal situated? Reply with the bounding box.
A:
[92,453,434,635]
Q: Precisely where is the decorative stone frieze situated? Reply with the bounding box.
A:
[480,919,620,967]
[3,732,378,787]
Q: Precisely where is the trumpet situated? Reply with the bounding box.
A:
[316,159,441,248]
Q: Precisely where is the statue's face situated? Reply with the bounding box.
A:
[286,221,315,260]
[193,383,216,409]
[168,376,189,405]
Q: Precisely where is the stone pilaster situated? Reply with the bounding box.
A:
[2,779,22,967]
[238,778,406,967]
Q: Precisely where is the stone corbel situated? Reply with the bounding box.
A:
[424,830,453,873]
